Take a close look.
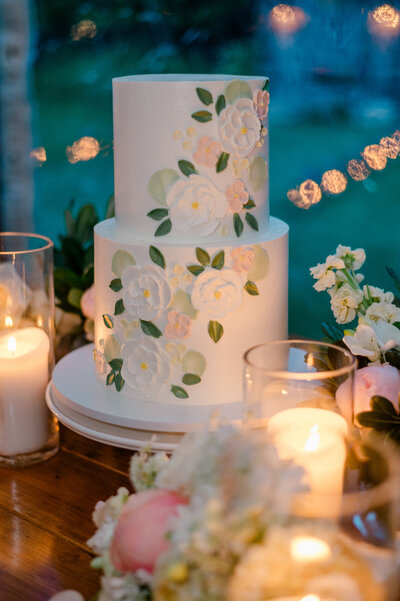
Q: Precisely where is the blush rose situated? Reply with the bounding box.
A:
[336,363,400,425]
[110,489,188,573]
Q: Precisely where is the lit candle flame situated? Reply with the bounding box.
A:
[304,424,320,452]
[301,596,320,601]
[8,336,17,357]
[5,316,13,328]
[290,535,331,562]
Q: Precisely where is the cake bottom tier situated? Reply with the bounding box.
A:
[94,217,288,406]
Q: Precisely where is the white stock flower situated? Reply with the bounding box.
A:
[328,284,363,324]
[121,337,170,397]
[310,255,345,292]
[363,285,394,304]
[365,301,400,324]
[218,98,261,157]
[191,269,243,319]
[335,245,366,270]
[121,264,171,321]
[166,175,228,236]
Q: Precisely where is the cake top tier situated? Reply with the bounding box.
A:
[113,74,270,243]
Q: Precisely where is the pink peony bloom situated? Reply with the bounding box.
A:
[253,89,270,121]
[230,247,255,273]
[225,180,249,213]
[81,284,95,320]
[193,136,223,168]
[336,364,400,425]
[164,310,191,339]
[110,489,188,574]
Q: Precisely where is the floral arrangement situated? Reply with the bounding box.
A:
[53,198,113,359]
[310,245,400,440]
[81,426,383,601]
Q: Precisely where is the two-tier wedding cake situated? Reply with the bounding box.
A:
[94,74,288,406]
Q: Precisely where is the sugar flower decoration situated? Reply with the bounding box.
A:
[193,136,223,168]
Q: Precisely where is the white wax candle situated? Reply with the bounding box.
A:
[0,327,51,456]
[268,408,348,516]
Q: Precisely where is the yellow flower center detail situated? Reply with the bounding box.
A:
[240,126,248,134]
[174,322,180,329]
[141,362,148,370]
[214,291,222,300]
[192,201,199,210]
[143,289,151,298]
[206,146,211,153]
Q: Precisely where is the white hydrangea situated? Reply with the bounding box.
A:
[310,255,345,291]
[328,284,363,324]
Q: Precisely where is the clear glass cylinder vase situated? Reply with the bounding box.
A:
[0,232,59,466]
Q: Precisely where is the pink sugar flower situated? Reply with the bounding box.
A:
[193,136,223,168]
[231,247,256,273]
[110,489,188,574]
[253,89,270,121]
[225,180,249,213]
[164,310,192,340]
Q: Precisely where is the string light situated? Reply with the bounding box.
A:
[380,136,400,159]
[347,159,370,182]
[362,144,387,170]
[368,4,400,38]
[269,4,307,35]
[321,170,347,195]
[30,147,47,166]
[71,20,97,42]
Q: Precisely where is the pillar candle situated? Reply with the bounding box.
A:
[0,327,51,456]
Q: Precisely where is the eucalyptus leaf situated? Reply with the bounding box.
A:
[233,213,244,238]
[245,213,259,231]
[112,250,136,277]
[109,278,122,292]
[191,110,213,123]
[147,169,179,205]
[211,250,225,270]
[178,160,197,177]
[196,247,210,266]
[225,80,252,104]
[215,94,226,116]
[216,152,230,173]
[149,245,166,269]
[208,320,224,343]
[155,219,172,237]
[147,208,169,221]
[171,385,189,399]
[104,335,121,363]
[182,373,201,385]
[196,87,213,106]
[140,319,162,338]
[249,155,267,192]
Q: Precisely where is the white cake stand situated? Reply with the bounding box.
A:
[47,344,241,452]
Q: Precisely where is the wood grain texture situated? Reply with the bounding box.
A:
[0,427,136,600]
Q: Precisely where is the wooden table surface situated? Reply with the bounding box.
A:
[0,425,135,601]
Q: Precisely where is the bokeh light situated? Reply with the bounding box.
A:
[347,159,370,181]
[321,170,347,194]
[362,144,387,170]
[30,147,47,166]
[269,4,307,35]
[70,20,97,42]
[287,179,322,209]
[379,136,399,159]
[368,4,400,38]
[66,137,100,164]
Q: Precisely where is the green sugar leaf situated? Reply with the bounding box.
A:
[245,212,259,231]
[196,247,210,266]
[102,314,114,329]
[215,94,226,116]
[233,213,244,238]
[114,299,125,315]
[149,245,166,269]
[182,373,201,385]
[187,264,205,276]
[244,280,260,296]
[211,250,225,270]
[171,385,189,399]
[147,208,169,221]
[216,151,230,173]
[109,278,122,292]
[154,218,172,237]
[196,87,213,106]
[178,160,197,177]
[191,110,213,123]
[208,320,224,343]
[108,358,123,371]
[140,319,162,338]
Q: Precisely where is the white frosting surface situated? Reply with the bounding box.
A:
[113,75,269,242]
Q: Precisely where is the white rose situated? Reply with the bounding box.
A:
[328,284,363,324]
[218,98,261,157]
[191,269,243,319]
[121,337,170,397]
[166,175,228,236]
[121,265,171,321]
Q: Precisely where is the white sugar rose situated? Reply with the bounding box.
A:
[218,98,261,157]
[191,269,243,319]
[167,175,228,236]
[121,265,171,321]
[121,338,170,397]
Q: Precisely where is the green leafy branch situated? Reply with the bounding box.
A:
[187,248,225,276]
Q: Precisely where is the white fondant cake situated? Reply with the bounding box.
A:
[94,74,288,405]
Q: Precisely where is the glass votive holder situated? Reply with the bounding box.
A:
[232,434,400,601]
[0,232,59,467]
[243,339,357,428]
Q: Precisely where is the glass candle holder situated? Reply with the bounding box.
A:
[233,434,400,601]
[0,232,59,466]
[243,339,357,426]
